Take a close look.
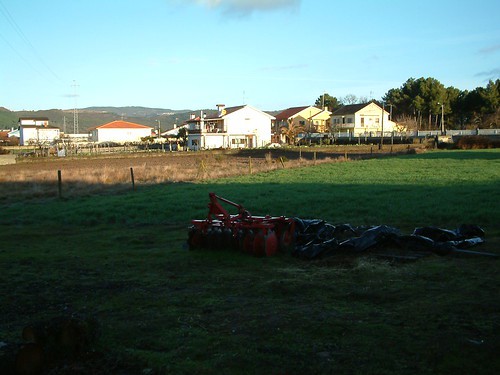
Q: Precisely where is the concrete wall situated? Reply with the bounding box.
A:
[93,128,152,143]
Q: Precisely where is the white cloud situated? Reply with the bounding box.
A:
[184,0,300,15]
[258,63,308,72]
[478,44,500,54]
[475,68,500,80]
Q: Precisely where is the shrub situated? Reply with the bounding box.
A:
[456,136,500,149]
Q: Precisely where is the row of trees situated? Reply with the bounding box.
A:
[315,78,499,130]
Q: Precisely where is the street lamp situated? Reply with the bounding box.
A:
[437,102,445,135]
[379,101,385,150]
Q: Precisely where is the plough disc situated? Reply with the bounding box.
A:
[278,222,295,252]
[242,230,255,254]
[253,229,278,257]
[187,225,203,250]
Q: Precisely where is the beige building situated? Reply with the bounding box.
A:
[273,106,326,143]
[310,108,332,133]
[331,102,398,136]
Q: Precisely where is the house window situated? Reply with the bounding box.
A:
[191,140,198,146]
[231,138,246,145]
[375,118,380,124]
[347,118,353,124]
[299,120,305,126]
[361,117,365,127]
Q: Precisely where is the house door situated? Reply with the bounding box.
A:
[246,135,253,148]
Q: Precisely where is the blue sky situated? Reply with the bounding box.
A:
[1,0,499,111]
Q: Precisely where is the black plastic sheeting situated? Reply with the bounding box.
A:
[292,219,488,259]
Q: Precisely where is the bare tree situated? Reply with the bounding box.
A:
[341,94,358,105]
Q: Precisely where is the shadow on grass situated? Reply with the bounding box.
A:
[400,149,500,160]
[230,147,415,161]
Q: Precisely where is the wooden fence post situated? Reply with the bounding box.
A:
[57,170,62,199]
[130,167,135,191]
[279,157,285,168]
[249,157,253,174]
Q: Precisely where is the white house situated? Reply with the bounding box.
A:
[89,121,153,143]
[20,125,60,145]
[19,117,49,127]
[162,124,188,138]
[18,117,60,146]
[186,104,275,150]
[331,101,398,136]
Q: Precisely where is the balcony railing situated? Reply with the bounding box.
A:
[188,127,226,134]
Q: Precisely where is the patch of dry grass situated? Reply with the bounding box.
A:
[0,151,345,200]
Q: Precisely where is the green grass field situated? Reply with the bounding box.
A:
[1,149,499,374]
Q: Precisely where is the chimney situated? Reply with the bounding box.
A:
[190,114,195,120]
[216,104,226,116]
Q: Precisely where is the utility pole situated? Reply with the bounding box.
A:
[380,101,385,150]
[71,80,79,134]
[156,119,161,139]
[439,102,445,135]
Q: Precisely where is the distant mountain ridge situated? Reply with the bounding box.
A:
[84,106,190,118]
[0,106,197,133]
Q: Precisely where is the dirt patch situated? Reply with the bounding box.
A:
[0,154,16,165]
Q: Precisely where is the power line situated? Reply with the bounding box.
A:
[0,31,46,77]
[0,0,64,84]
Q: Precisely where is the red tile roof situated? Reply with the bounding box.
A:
[274,106,311,121]
[89,121,153,130]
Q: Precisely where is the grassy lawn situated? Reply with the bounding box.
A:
[1,149,499,374]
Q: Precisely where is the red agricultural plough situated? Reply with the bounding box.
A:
[188,193,295,256]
